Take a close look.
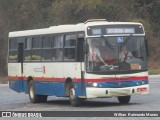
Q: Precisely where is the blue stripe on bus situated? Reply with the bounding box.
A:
[9,79,148,97]
[9,80,24,92]
[87,80,148,88]
[35,81,66,96]
[9,80,87,97]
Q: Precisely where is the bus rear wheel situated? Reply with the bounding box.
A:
[28,80,47,103]
[118,95,131,104]
[69,86,81,107]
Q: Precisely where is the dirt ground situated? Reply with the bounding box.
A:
[0,76,8,84]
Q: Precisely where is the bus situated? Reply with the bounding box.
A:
[8,19,149,106]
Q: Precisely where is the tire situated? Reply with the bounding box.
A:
[118,95,131,104]
[39,95,48,103]
[69,85,81,107]
[28,80,47,103]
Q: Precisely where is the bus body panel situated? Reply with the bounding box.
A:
[8,62,86,96]
[9,80,24,93]
[8,20,149,104]
[8,63,24,92]
[85,71,148,98]
[86,84,149,98]
[35,81,66,96]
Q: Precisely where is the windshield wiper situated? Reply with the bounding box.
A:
[123,34,133,47]
[100,35,114,49]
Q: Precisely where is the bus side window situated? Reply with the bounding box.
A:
[52,35,64,61]
[41,36,52,61]
[8,39,18,62]
[64,48,75,61]
[64,35,76,61]
[24,38,32,61]
[31,36,42,61]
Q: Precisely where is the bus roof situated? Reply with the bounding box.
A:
[9,23,85,38]
[85,21,143,27]
[9,20,143,38]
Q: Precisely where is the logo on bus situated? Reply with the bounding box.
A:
[33,66,45,74]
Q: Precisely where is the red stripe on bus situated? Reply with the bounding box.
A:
[8,76,148,82]
[8,76,65,82]
[84,76,148,82]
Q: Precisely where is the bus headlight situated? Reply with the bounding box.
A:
[142,81,145,85]
[93,83,98,87]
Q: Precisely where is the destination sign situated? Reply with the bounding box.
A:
[106,28,135,34]
[87,24,144,36]
[92,28,102,35]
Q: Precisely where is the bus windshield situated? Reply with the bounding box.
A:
[86,36,147,73]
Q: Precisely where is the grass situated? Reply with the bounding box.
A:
[148,69,160,75]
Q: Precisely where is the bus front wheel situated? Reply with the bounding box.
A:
[28,80,47,103]
[69,86,81,107]
[118,95,131,104]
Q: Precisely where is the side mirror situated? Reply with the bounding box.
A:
[77,38,85,62]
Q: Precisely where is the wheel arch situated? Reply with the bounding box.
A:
[65,77,74,96]
[27,76,33,84]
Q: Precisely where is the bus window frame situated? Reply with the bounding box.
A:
[9,32,85,63]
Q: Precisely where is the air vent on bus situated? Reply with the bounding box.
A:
[84,19,107,24]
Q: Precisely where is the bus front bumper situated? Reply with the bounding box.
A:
[85,84,149,98]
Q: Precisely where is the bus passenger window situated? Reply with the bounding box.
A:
[64,35,76,61]
[32,50,41,60]
[24,50,31,61]
[65,35,76,47]
[64,48,76,61]
[9,51,17,61]
[54,49,63,61]
[52,35,64,62]
[31,37,42,61]
[41,36,52,61]
[8,39,18,62]
[24,38,32,61]
[41,49,52,61]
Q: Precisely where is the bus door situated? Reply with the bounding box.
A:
[77,37,86,96]
[18,43,24,91]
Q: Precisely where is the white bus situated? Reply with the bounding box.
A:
[8,19,149,106]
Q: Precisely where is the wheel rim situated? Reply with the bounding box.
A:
[29,85,34,99]
[70,88,75,100]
